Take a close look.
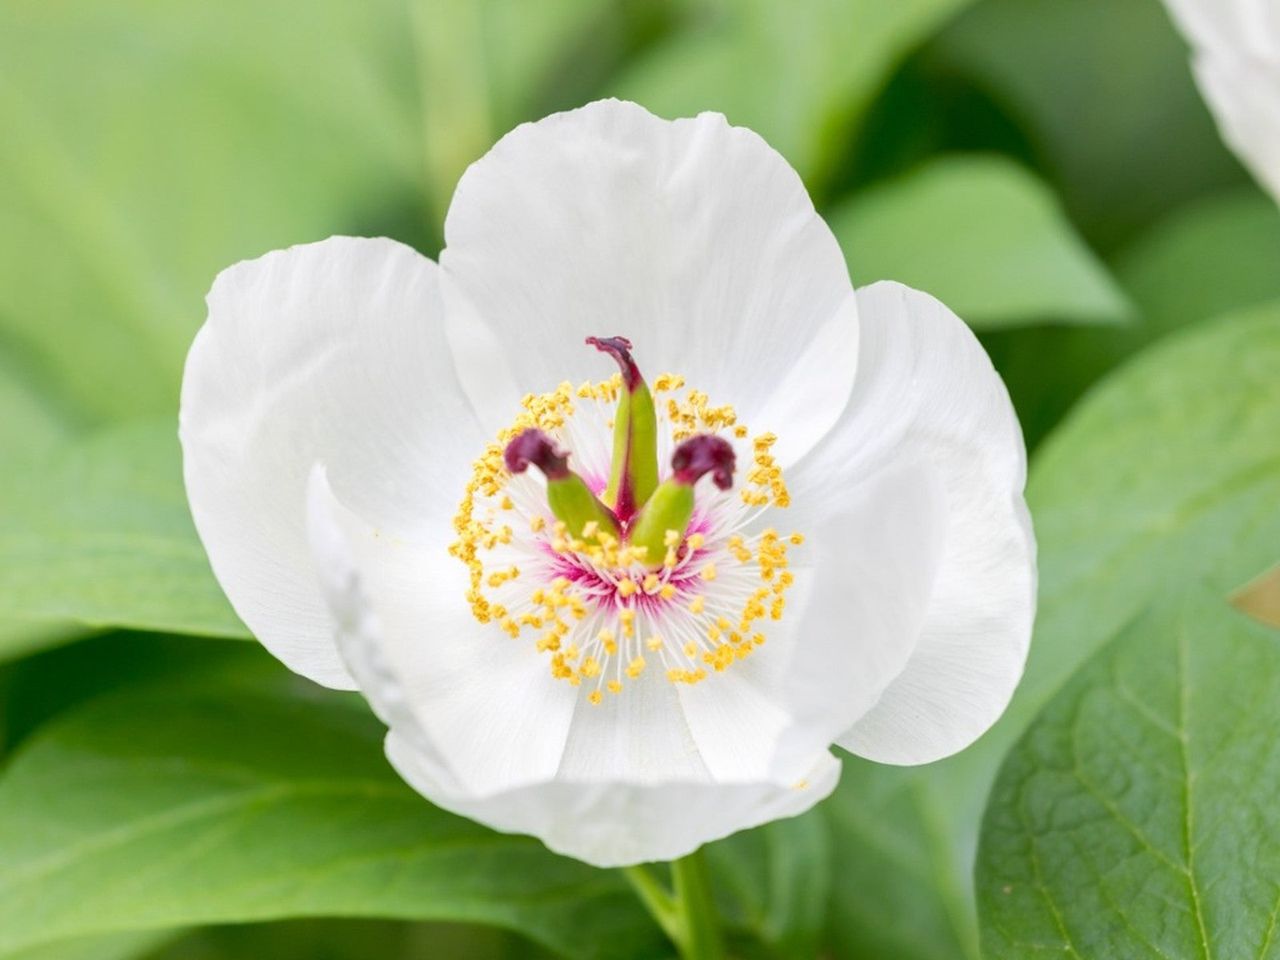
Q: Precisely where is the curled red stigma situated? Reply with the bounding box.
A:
[504,429,570,480]
[671,435,736,490]
[586,336,643,390]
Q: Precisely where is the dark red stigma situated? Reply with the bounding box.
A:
[504,429,570,480]
[585,336,643,390]
[671,435,736,490]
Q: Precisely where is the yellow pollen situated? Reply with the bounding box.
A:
[449,372,802,700]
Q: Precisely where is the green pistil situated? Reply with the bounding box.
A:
[628,480,695,564]
[546,473,621,544]
[629,435,736,564]
[588,337,658,523]
[504,428,619,543]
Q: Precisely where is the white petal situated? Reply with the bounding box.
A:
[307,467,841,866]
[310,464,820,786]
[788,282,1035,765]
[1164,0,1280,204]
[767,458,949,777]
[439,99,857,465]
[180,237,483,689]
[306,468,579,792]
[389,731,840,868]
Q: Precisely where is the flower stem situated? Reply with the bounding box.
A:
[624,852,725,960]
[622,864,682,944]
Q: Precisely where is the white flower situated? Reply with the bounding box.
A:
[1164,0,1280,203]
[180,100,1035,868]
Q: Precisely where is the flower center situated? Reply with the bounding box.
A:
[448,339,801,703]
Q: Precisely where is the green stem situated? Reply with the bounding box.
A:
[624,852,725,960]
[671,850,726,960]
[622,864,682,945]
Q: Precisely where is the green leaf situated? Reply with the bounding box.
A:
[0,0,625,427]
[0,347,85,661]
[610,0,975,194]
[985,188,1280,448]
[414,0,634,220]
[821,766,980,960]
[0,0,425,424]
[0,673,663,960]
[1020,301,1280,717]
[707,812,832,959]
[828,155,1131,328]
[933,0,1245,249]
[1,635,274,755]
[0,420,245,640]
[0,351,75,457]
[976,589,1280,958]
[3,932,175,960]
[1115,187,1280,333]
[146,919,532,960]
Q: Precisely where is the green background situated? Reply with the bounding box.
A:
[2,0,1278,957]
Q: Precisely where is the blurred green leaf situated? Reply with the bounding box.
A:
[829,155,1131,328]
[0,676,663,960]
[142,919,538,960]
[0,1,427,423]
[807,300,1280,959]
[933,0,1245,250]
[976,590,1280,958]
[0,352,75,456]
[0,348,86,660]
[1,636,276,753]
[0,0,632,428]
[414,0,643,220]
[707,812,831,959]
[984,188,1280,448]
[1115,187,1280,332]
[0,623,86,667]
[822,766,979,960]
[4,932,175,960]
[0,420,245,644]
[610,0,975,195]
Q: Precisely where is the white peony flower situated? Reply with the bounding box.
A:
[1164,0,1280,203]
[180,99,1036,868]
